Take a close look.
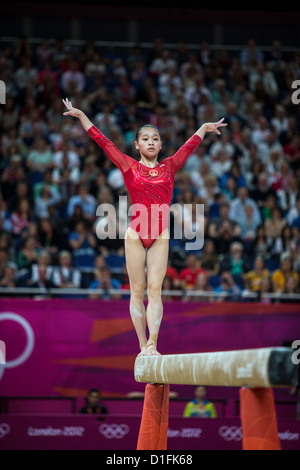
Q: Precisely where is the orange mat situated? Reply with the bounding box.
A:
[240,387,281,450]
[137,383,170,450]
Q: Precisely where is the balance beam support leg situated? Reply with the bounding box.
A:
[137,383,170,450]
[240,387,281,450]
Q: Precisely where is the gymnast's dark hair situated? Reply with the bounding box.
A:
[135,124,160,141]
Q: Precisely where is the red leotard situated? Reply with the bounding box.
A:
[87,125,201,249]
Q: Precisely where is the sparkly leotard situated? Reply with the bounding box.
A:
[87,125,202,249]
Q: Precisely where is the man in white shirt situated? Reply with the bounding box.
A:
[229,186,262,227]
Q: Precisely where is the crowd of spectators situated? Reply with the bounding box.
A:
[0,36,299,302]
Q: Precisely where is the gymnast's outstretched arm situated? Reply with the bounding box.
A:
[62,98,134,172]
[166,118,227,172]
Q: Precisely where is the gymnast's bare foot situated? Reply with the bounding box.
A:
[137,345,147,357]
[145,339,161,356]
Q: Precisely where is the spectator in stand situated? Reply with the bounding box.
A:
[68,219,97,270]
[67,183,96,222]
[272,224,297,260]
[207,200,241,240]
[60,59,85,95]
[264,206,287,240]
[220,241,251,279]
[199,239,220,276]
[149,48,177,78]
[258,277,273,304]
[26,137,54,184]
[10,198,34,238]
[0,262,18,288]
[239,204,261,246]
[89,266,121,300]
[248,224,274,260]
[28,261,56,290]
[184,272,213,302]
[281,275,300,302]
[229,186,262,228]
[80,388,108,415]
[271,252,299,294]
[27,251,54,287]
[280,175,299,216]
[179,254,207,290]
[283,133,300,172]
[33,168,60,203]
[0,232,16,263]
[38,217,65,259]
[17,235,41,270]
[249,172,277,212]
[183,385,217,418]
[240,39,264,68]
[213,271,242,302]
[52,250,81,289]
[0,249,9,280]
[245,255,270,292]
[161,275,178,302]
[53,141,80,170]
[34,184,61,219]
[290,196,300,244]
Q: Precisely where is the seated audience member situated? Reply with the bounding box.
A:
[179,254,207,290]
[162,275,178,302]
[220,241,251,279]
[258,277,273,304]
[271,252,299,293]
[183,385,217,418]
[248,224,273,260]
[17,235,41,270]
[213,271,242,302]
[0,262,18,288]
[239,204,260,245]
[52,250,81,288]
[68,219,97,269]
[80,388,108,415]
[67,183,96,221]
[245,256,270,292]
[183,272,213,302]
[199,239,220,276]
[281,275,300,302]
[264,206,287,240]
[229,186,262,228]
[28,262,56,289]
[89,266,121,300]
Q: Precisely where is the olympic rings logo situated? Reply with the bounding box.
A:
[0,312,35,380]
[218,425,242,441]
[0,423,10,439]
[99,423,130,439]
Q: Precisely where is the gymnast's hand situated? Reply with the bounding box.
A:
[62,98,82,118]
[196,118,227,139]
[204,118,227,135]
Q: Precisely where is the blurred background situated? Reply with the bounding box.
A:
[0,2,299,451]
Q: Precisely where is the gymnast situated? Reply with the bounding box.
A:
[62,98,227,356]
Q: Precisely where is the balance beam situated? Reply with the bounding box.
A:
[134,347,296,388]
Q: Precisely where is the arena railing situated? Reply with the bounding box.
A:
[1,36,300,54]
[0,287,300,302]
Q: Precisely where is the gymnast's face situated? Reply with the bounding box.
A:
[135,127,162,160]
